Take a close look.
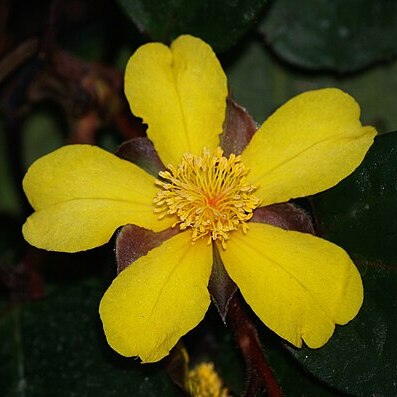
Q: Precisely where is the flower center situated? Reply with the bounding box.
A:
[153,147,261,248]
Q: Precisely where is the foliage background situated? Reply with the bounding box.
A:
[1,0,396,395]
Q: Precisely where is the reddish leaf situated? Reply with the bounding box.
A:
[252,203,315,234]
[220,96,257,156]
[208,246,238,323]
[115,224,178,273]
[115,137,165,177]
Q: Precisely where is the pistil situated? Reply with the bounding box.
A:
[154,147,261,248]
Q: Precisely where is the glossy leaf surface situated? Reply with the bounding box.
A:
[0,284,177,396]
[260,0,397,72]
[289,132,397,395]
[313,131,397,265]
[117,0,267,52]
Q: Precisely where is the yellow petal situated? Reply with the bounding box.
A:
[22,145,173,252]
[125,35,227,166]
[241,88,376,205]
[219,223,363,348]
[99,232,213,362]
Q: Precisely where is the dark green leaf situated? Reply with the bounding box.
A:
[22,110,63,171]
[312,131,397,265]
[194,308,347,396]
[259,0,397,72]
[288,265,397,396]
[226,38,397,131]
[0,122,21,215]
[263,334,347,396]
[288,132,397,395]
[0,283,177,396]
[117,0,268,52]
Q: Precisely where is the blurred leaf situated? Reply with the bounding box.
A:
[117,0,268,52]
[259,0,397,72]
[0,122,21,215]
[312,131,397,265]
[22,110,63,171]
[0,283,177,396]
[226,38,397,131]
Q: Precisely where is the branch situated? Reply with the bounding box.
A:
[227,296,283,397]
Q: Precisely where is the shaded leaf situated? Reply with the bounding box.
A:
[312,131,397,265]
[0,123,21,215]
[288,132,397,395]
[225,37,397,132]
[193,307,345,396]
[288,264,397,396]
[117,0,268,52]
[260,0,397,72]
[0,283,177,396]
[22,110,63,170]
[164,344,189,392]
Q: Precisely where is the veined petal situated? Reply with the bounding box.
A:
[219,223,363,348]
[125,35,227,166]
[22,145,173,252]
[241,88,376,205]
[23,200,165,252]
[99,232,213,363]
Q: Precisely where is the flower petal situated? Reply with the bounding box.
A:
[241,88,376,205]
[22,145,173,252]
[99,232,213,362]
[219,223,363,348]
[125,35,227,166]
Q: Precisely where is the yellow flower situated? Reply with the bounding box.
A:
[187,362,229,397]
[22,35,376,363]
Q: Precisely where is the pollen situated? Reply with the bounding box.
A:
[153,147,261,248]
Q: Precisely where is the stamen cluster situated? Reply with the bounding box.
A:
[154,147,261,248]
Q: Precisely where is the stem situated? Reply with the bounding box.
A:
[227,296,283,397]
[40,0,64,59]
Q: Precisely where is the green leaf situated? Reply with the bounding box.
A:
[117,0,268,52]
[312,131,397,265]
[288,265,397,396]
[225,37,397,131]
[259,0,397,72]
[0,122,21,215]
[197,309,347,396]
[22,110,63,171]
[263,335,347,396]
[287,132,397,395]
[0,283,177,396]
